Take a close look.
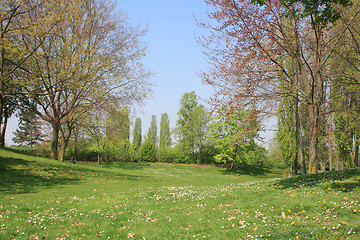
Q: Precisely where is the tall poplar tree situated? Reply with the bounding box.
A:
[133,117,142,149]
[159,113,171,149]
[146,115,157,146]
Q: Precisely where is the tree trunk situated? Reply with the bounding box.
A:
[354,144,359,168]
[97,152,101,165]
[0,94,4,147]
[329,113,333,171]
[58,126,72,162]
[74,130,78,160]
[0,115,8,146]
[288,162,293,178]
[50,121,60,159]
[308,103,320,174]
[297,117,306,174]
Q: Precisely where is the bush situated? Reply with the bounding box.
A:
[10,144,51,158]
[138,141,157,162]
[157,148,175,163]
[103,140,136,162]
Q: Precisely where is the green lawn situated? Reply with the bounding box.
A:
[1,148,360,239]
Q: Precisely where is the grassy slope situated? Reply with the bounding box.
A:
[1,148,360,239]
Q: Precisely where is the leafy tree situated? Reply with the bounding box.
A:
[146,115,157,146]
[16,0,152,160]
[252,0,352,25]
[85,105,131,164]
[12,105,44,147]
[0,1,50,146]
[159,113,171,149]
[133,117,142,149]
[277,96,299,177]
[208,106,261,169]
[139,140,157,162]
[175,91,210,156]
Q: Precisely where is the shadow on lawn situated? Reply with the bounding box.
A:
[220,165,273,177]
[0,156,80,194]
[275,168,360,190]
[0,155,147,195]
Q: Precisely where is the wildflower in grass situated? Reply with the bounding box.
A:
[291,222,295,225]
[353,209,357,213]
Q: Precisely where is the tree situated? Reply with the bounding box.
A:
[175,91,210,156]
[252,0,352,25]
[0,0,50,146]
[133,117,142,149]
[12,105,44,147]
[159,113,171,149]
[17,0,152,160]
[277,96,299,177]
[208,105,261,169]
[146,115,157,146]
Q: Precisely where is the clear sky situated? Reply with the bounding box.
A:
[6,0,275,147]
[117,0,215,139]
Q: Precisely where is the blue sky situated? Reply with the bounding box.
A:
[117,0,214,137]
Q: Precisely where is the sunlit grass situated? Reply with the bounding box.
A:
[1,148,359,239]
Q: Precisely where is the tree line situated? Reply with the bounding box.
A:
[13,91,268,167]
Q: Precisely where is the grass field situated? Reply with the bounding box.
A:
[1,148,360,239]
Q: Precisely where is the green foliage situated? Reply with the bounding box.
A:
[175,91,211,156]
[10,144,51,159]
[145,115,157,146]
[12,106,44,147]
[252,0,352,25]
[103,139,135,162]
[277,96,299,174]
[159,113,171,149]
[267,140,285,167]
[139,140,157,162]
[133,117,142,149]
[334,112,353,168]
[208,106,263,167]
[157,148,175,163]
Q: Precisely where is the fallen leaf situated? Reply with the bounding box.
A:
[281,212,286,218]
[127,233,134,238]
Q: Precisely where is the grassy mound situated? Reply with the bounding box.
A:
[1,148,359,239]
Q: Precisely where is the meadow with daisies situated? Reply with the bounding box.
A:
[1,148,360,239]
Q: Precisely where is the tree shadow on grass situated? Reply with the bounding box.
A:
[0,156,147,195]
[0,156,80,195]
[275,168,360,189]
[220,165,273,177]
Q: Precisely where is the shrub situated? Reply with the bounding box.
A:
[157,148,175,163]
[139,141,157,162]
